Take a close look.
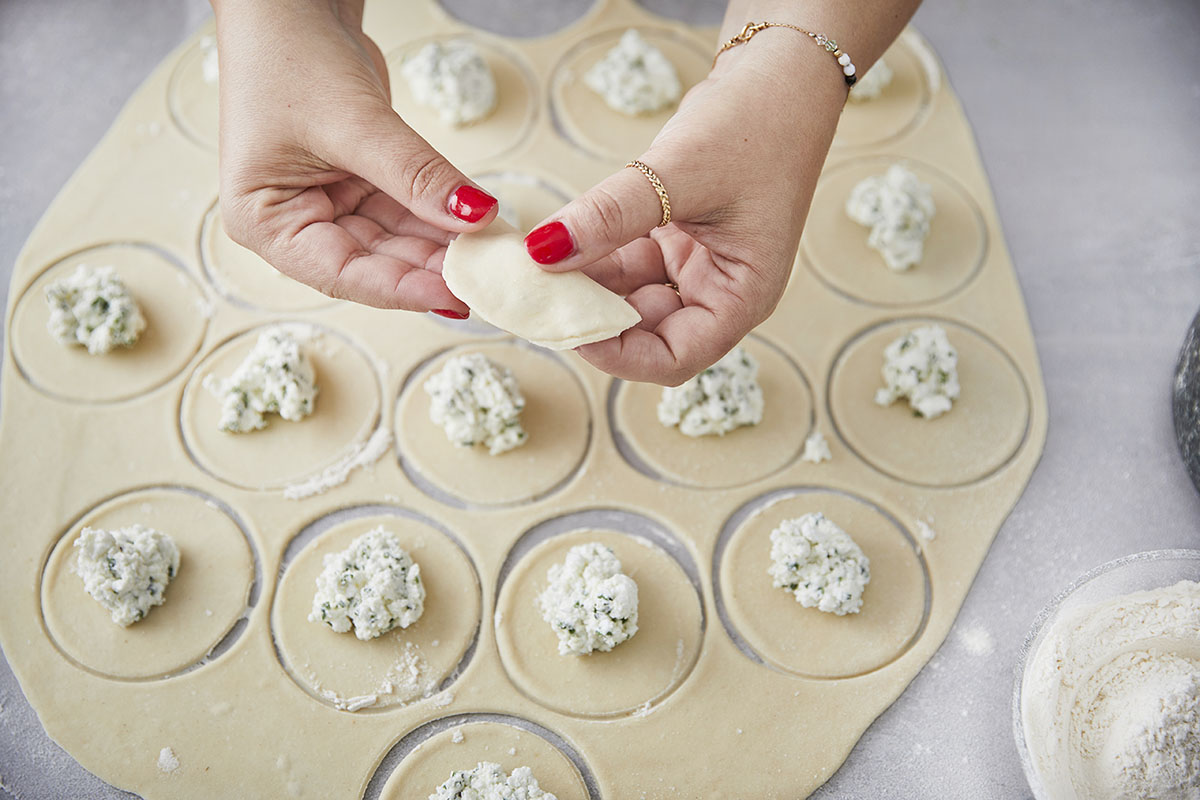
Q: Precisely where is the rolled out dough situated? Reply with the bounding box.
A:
[180,323,383,490]
[40,487,254,680]
[11,243,208,403]
[829,319,1030,486]
[441,219,640,351]
[396,341,591,506]
[272,514,480,711]
[495,529,703,717]
[378,720,589,800]
[831,34,932,149]
[720,490,928,678]
[613,335,813,488]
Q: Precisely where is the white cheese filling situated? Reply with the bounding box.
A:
[848,57,893,102]
[801,431,832,464]
[584,29,681,115]
[536,542,639,656]
[401,39,497,126]
[424,353,528,455]
[430,762,557,800]
[768,512,870,616]
[73,524,180,627]
[874,324,960,419]
[657,345,764,437]
[45,264,147,355]
[846,163,936,271]
[204,327,318,433]
[309,526,425,641]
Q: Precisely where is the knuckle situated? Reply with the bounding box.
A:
[580,187,627,246]
[400,153,451,203]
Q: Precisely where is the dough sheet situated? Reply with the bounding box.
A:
[0,1,1047,797]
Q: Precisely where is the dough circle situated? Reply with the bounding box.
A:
[10,243,209,403]
[829,318,1030,486]
[395,341,591,507]
[802,157,987,307]
[376,719,590,800]
[40,486,256,680]
[179,322,383,490]
[550,27,710,161]
[612,335,813,489]
[718,489,929,678]
[495,528,704,718]
[272,512,480,712]
[831,35,933,149]
[386,36,537,166]
[199,201,336,312]
[166,36,219,150]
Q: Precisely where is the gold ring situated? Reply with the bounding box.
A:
[626,160,672,227]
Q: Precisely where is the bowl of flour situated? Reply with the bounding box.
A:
[1014,549,1200,800]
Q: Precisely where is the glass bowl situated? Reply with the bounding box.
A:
[1012,548,1200,799]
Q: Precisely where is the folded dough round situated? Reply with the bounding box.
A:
[442,220,641,350]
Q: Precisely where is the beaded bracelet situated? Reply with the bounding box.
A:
[714,22,858,87]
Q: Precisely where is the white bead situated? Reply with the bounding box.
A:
[838,53,851,66]
[843,63,856,76]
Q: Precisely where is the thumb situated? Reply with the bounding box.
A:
[321,101,499,231]
[523,158,674,272]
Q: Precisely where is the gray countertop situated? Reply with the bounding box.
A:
[3,1,1200,798]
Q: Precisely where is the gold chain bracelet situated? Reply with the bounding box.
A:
[714,22,858,87]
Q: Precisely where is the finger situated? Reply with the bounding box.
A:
[335,215,445,269]
[576,305,746,386]
[315,101,500,232]
[523,162,671,272]
[269,220,467,313]
[354,192,455,244]
[578,238,669,296]
[625,284,683,332]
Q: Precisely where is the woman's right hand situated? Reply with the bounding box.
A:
[211,0,496,317]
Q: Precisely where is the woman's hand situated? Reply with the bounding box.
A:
[524,20,896,385]
[212,0,496,316]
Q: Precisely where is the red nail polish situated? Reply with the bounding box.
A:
[449,185,497,223]
[525,221,573,265]
[432,309,470,320]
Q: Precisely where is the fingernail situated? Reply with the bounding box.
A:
[448,185,497,223]
[525,221,574,265]
[432,309,470,320]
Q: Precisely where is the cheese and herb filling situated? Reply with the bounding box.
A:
[536,542,638,656]
[845,163,936,271]
[801,430,833,464]
[45,264,147,355]
[768,512,870,616]
[204,327,317,433]
[848,57,893,102]
[657,345,764,437]
[309,526,425,641]
[73,524,180,627]
[401,39,497,127]
[424,353,528,455]
[874,324,960,419]
[584,29,682,115]
[430,762,557,800]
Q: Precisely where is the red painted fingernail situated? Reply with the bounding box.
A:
[448,185,497,223]
[524,221,574,265]
[432,309,470,320]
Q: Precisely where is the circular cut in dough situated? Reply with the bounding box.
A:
[179,323,383,490]
[550,27,710,161]
[10,243,209,403]
[718,490,929,678]
[376,720,589,800]
[272,513,480,712]
[40,486,255,680]
[395,341,590,506]
[166,34,219,150]
[386,36,537,166]
[612,335,813,489]
[831,33,934,149]
[829,318,1030,487]
[495,528,703,718]
[199,201,336,312]
[801,157,987,307]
